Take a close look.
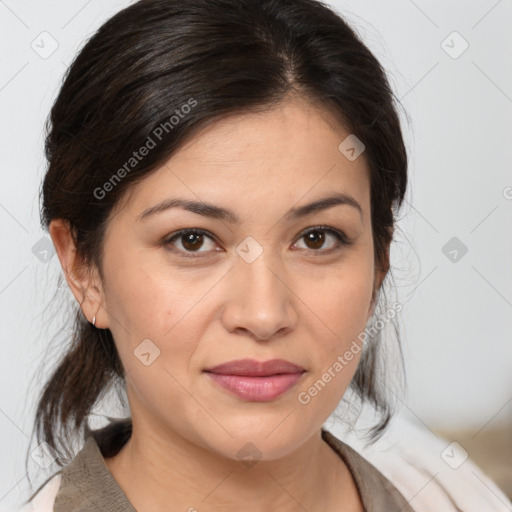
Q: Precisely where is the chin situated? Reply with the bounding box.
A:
[192,420,313,463]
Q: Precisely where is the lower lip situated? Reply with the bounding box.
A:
[204,372,305,401]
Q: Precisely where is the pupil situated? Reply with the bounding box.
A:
[183,233,203,251]
[306,230,324,249]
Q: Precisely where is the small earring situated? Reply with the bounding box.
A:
[92,316,96,326]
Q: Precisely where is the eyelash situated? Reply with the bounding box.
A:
[163,225,351,259]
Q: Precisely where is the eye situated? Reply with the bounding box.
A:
[164,228,219,257]
[163,225,350,258]
[292,225,350,253]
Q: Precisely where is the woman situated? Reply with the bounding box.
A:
[20,0,510,510]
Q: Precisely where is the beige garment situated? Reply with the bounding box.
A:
[26,419,415,511]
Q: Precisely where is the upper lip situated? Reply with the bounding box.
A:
[204,358,305,377]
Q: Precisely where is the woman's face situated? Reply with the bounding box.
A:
[97,96,381,460]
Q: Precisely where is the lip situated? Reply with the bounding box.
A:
[204,358,305,376]
[203,359,306,402]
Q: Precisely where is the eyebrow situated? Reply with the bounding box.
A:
[137,192,363,223]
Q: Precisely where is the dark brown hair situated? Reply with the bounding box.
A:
[31,0,408,473]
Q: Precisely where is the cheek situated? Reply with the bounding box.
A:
[294,253,374,406]
[103,254,203,340]
[101,253,220,388]
[102,263,201,425]
[316,274,372,332]
[304,253,375,341]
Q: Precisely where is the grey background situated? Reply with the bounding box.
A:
[1,0,511,509]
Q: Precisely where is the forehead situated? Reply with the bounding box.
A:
[173,96,358,169]
[116,96,370,223]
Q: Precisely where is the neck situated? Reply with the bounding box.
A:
[103,417,360,512]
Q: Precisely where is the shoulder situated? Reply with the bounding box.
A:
[16,474,62,512]
[14,419,130,512]
[326,413,512,512]
[323,428,416,511]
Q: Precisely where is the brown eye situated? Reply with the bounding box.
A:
[303,230,326,250]
[165,228,218,256]
[294,226,349,253]
[181,232,204,251]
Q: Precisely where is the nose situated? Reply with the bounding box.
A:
[220,251,298,341]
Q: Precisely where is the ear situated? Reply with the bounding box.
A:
[367,243,390,321]
[49,219,108,329]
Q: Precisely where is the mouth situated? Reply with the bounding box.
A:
[203,359,306,401]
[204,358,305,376]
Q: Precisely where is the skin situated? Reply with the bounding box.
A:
[50,94,387,512]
